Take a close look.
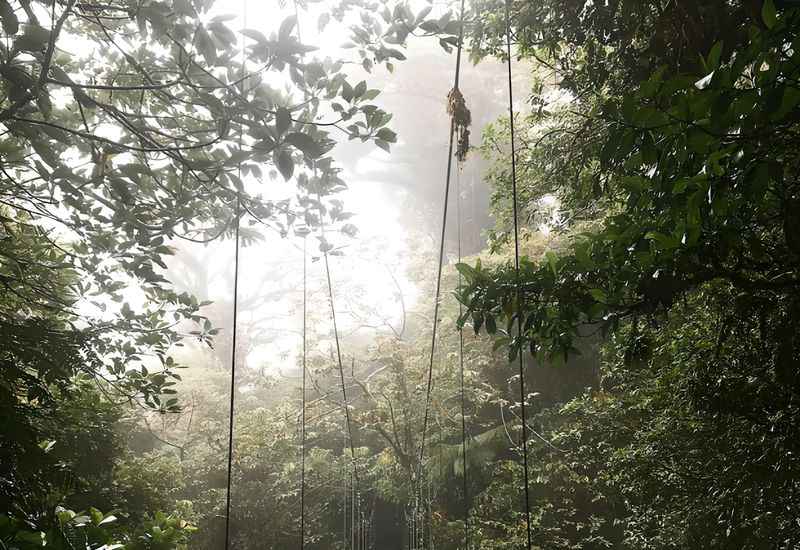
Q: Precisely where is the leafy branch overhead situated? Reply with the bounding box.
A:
[458,2,800,371]
[0,0,403,415]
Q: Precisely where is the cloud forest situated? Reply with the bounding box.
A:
[1,0,799,549]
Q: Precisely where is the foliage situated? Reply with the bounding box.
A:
[0,507,194,550]
[4,0,800,549]
[0,0,400,416]
[454,2,800,549]
[1,0,400,543]
[458,5,800,366]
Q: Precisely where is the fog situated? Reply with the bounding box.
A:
[161,2,529,376]
[129,4,533,545]
[7,0,798,547]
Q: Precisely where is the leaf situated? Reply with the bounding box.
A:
[416,5,433,23]
[774,86,800,121]
[762,0,777,29]
[362,89,380,101]
[15,24,51,52]
[98,515,118,526]
[589,288,607,302]
[279,15,297,40]
[455,262,477,279]
[285,132,321,158]
[240,28,267,43]
[645,231,679,250]
[173,0,195,17]
[354,80,367,99]
[672,178,691,194]
[318,12,330,32]
[341,80,354,102]
[545,250,558,276]
[706,41,723,71]
[376,127,397,143]
[36,91,52,119]
[341,223,358,237]
[90,508,103,526]
[384,48,406,60]
[419,20,439,33]
[275,107,292,135]
[275,149,294,180]
[195,26,216,65]
[0,0,19,35]
[226,148,251,166]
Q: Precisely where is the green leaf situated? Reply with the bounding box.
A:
[384,48,407,61]
[279,15,297,40]
[354,80,367,99]
[341,81,354,102]
[318,13,330,32]
[416,6,433,23]
[545,250,558,276]
[36,91,52,119]
[589,288,607,302]
[706,41,723,70]
[285,132,321,158]
[645,231,679,250]
[376,127,397,143]
[173,0,195,17]
[672,178,691,194]
[275,107,292,135]
[455,262,477,279]
[195,26,216,65]
[98,514,117,526]
[89,508,103,526]
[762,0,777,29]
[362,89,380,101]
[240,28,267,43]
[275,149,294,180]
[0,0,19,35]
[774,86,800,121]
[15,24,51,52]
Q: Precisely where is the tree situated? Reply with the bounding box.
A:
[0,0,401,545]
[0,0,400,411]
[454,2,800,548]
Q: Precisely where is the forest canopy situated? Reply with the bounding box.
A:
[1,0,799,549]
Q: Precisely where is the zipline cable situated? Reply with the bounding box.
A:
[291,5,310,548]
[317,191,361,548]
[456,166,470,550]
[503,1,533,547]
[224,192,241,550]
[343,432,348,550]
[318,212,359,479]
[414,1,467,547]
[300,231,308,550]
[413,2,467,547]
[223,0,247,546]
[417,0,467,496]
[292,3,361,545]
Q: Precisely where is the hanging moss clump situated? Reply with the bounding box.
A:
[447,87,472,163]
